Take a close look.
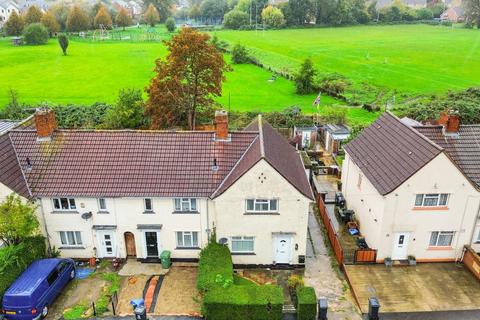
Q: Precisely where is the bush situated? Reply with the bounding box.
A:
[58,33,69,55]
[0,236,46,300]
[261,5,285,28]
[23,23,49,45]
[204,285,284,320]
[295,58,317,95]
[197,241,233,292]
[165,17,176,32]
[231,43,250,64]
[224,10,249,29]
[296,286,317,320]
[321,107,347,125]
[318,73,350,96]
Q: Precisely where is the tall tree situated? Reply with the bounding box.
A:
[464,0,480,27]
[41,11,60,36]
[94,5,113,28]
[24,5,43,25]
[144,3,160,26]
[144,0,174,22]
[5,11,24,36]
[116,7,133,30]
[50,2,70,31]
[66,5,90,32]
[145,27,228,129]
[0,194,40,246]
[261,5,285,27]
[295,58,317,94]
[200,0,229,23]
[286,0,313,25]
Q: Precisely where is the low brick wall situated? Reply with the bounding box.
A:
[462,245,480,281]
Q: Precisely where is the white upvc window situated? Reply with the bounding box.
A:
[53,198,77,211]
[176,231,199,248]
[98,198,107,211]
[414,194,449,207]
[59,231,83,246]
[144,198,153,212]
[231,236,255,253]
[174,198,198,212]
[246,199,278,213]
[429,231,454,247]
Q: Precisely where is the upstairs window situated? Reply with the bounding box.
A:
[98,198,107,211]
[174,198,198,212]
[53,198,76,211]
[429,231,454,247]
[144,198,153,212]
[415,194,449,207]
[246,199,278,213]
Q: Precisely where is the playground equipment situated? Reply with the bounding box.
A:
[92,24,110,41]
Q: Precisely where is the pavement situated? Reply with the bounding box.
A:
[304,209,362,320]
[118,259,168,276]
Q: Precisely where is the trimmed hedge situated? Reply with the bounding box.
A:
[197,241,233,292]
[204,285,283,320]
[0,236,46,301]
[296,286,317,320]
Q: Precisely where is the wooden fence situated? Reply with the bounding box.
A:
[354,249,377,264]
[315,192,344,265]
[462,245,480,281]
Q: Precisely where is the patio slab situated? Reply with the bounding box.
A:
[119,259,168,276]
[344,263,480,314]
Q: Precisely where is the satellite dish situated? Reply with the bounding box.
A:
[81,212,92,220]
[218,238,228,245]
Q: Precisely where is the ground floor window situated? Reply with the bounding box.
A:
[429,231,454,247]
[176,231,198,248]
[231,236,254,253]
[59,231,83,246]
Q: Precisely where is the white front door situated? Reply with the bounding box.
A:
[98,231,116,258]
[392,232,410,260]
[274,235,292,264]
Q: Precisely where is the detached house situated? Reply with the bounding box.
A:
[0,109,313,267]
[342,112,480,262]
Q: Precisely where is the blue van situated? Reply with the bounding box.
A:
[2,258,75,320]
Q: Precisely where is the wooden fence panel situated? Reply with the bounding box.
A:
[354,249,377,263]
[462,245,480,281]
[315,193,343,265]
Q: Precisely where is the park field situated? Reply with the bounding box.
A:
[213,24,480,94]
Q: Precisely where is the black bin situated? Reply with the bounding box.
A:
[368,297,380,320]
[134,305,147,320]
[318,298,328,320]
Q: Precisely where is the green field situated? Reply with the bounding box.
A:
[213,24,480,94]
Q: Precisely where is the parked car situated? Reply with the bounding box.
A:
[2,258,75,320]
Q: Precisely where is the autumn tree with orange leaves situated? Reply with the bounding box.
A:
[145,27,228,130]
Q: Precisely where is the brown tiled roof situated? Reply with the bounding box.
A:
[212,116,314,200]
[414,125,480,189]
[344,112,443,195]
[3,116,313,200]
[0,134,31,198]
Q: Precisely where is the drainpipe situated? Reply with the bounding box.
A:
[455,195,476,262]
[206,198,211,240]
[467,199,480,250]
[38,197,51,250]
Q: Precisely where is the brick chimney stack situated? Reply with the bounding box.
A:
[35,108,57,139]
[215,110,229,140]
[437,111,460,134]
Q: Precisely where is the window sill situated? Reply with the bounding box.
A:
[172,211,200,214]
[97,211,110,214]
[59,246,85,250]
[412,206,449,211]
[427,246,453,251]
[231,252,256,255]
[175,247,201,250]
[142,211,155,214]
[244,212,280,215]
[52,210,79,214]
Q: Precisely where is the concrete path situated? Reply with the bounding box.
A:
[304,210,361,320]
[119,259,168,276]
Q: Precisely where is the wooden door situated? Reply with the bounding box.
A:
[124,232,136,257]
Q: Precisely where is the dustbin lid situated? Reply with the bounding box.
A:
[130,298,145,307]
[368,297,380,307]
[135,305,146,313]
[160,250,171,258]
[318,298,328,309]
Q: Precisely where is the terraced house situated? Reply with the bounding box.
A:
[0,109,313,267]
[342,112,480,262]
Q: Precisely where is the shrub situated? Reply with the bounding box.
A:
[261,5,285,28]
[231,43,250,64]
[296,286,317,320]
[295,58,317,95]
[23,23,49,45]
[203,285,284,320]
[102,88,146,129]
[211,35,229,52]
[58,33,69,55]
[165,17,176,32]
[321,107,347,125]
[223,10,249,29]
[197,241,233,292]
[0,236,46,299]
[318,73,350,96]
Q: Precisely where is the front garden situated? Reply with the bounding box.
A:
[197,237,317,320]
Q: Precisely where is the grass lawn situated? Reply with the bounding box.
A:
[212,24,480,95]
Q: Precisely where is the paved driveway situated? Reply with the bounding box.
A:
[345,263,480,314]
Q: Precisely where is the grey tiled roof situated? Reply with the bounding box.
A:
[415,125,480,189]
[344,112,442,195]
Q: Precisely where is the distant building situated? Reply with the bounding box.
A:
[375,0,427,9]
[112,0,142,18]
[17,0,49,13]
[0,0,19,27]
[320,124,350,155]
[440,7,465,22]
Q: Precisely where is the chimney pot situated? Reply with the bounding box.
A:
[34,108,57,139]
[215,110,229,140]
[446,114,460,133]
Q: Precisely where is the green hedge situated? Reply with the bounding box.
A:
[197,242,233,292]
[0,236,46,301]
[296,286,317,320]
[204,285,283,320]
